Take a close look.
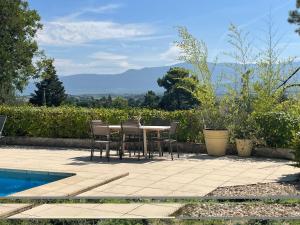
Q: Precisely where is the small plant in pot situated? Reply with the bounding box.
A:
[233,114,255,157]
[202,107,229,157]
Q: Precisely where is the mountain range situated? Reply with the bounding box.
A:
[23,62,299,96]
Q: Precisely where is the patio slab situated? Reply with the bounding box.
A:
[0,146,299,197]
[0,204,32,218]
[9,203,183,219]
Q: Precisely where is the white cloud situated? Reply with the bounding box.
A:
[37,21,154,46]
[159,44,182,65]
[59,4,122,21]
[54,50,141,75]
[90,51,128,61]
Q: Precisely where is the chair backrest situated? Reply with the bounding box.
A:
[169,121,179,136]
[121,119,141,135]
[0,115,7,135]
[90,120,110,137]
[149,117,169,126]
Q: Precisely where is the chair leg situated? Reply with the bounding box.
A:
[90,147,94,160]
[138,142,141,160]
[106,143,110,161]
[169,142,173,160]
[100,145,103,158]
[90,140,94,160]
[120,140,123,160]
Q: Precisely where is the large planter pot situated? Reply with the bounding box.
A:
[203,129,229,156]
[236,139,253,157]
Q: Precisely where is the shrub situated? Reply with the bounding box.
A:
[0,105,204,142]
[294,132,300,167]
[253,111,299,148]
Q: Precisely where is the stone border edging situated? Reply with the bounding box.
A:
[0,204,35,219]
[1,136,295,160]
[2,172,129,218]
[67,172,129,197]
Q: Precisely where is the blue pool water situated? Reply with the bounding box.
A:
[0,169,73,196]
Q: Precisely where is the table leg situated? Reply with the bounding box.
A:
[143,129,148,158]
[157,130,162,156]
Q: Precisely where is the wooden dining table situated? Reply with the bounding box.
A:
[108,125,171,158]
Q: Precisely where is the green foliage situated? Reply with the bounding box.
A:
[253,111,299,148]
[176,27,216,109]
[229,109,256,140]
[293,131,300,167]
[201,105,228,130]
[158,67,201,110]
[29,58,67,106]
[142,91,160,109]
[288,0,300,35]
[0,0,42,103]
[111,96,128,109]
[0,105,204,142]
[65,95,146,109]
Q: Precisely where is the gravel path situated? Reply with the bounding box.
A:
[206,182,300,198]
[176,202,300,218]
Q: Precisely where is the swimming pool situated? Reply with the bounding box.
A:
[0,169,74,196]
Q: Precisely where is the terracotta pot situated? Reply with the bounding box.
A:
[203,129,229,156]
[236,139,253,157]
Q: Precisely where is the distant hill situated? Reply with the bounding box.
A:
[23,62,300,96]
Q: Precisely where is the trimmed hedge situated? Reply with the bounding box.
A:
[254,111,300,148]
[0,105,204,142]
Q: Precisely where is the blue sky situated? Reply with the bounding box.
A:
[28,0,299,75]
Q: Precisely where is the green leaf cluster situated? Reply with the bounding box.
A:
[0,0,42,103]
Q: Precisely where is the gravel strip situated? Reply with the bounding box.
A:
[206,182,300,198]
[177,202,300,218]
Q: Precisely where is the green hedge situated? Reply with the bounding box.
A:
[0,105,204,142]
[253,111,300,148]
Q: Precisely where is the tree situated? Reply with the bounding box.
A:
[176,26,216,109]
[30,59,67,106]
[0,0,42,103]
[158,67,201,110]
[288,0,300,35]
[112,96,128,109]
[142,91,160,109]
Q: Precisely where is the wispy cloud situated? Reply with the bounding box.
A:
[90,51,128,61]
[59,4,122,21]
[37,21,155,46]
[55,50,143,75]
[55,57,141,75]
[159,44,182,65]
[37,3,156,46]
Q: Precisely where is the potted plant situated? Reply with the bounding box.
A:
[233,114,255,157]
[202,107,229,156]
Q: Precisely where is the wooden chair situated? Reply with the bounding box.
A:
[121,119,143,160]
[151,121,179,160]
[0,116,7,139]
[90,120,119,161]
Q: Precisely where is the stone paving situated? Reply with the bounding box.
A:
[0,146,299,197]
[0,204,32,218]
[9,203,183,218]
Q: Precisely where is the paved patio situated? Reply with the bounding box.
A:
[0,204,32,218]
[9,203,183,219]
[0,146,299,197]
